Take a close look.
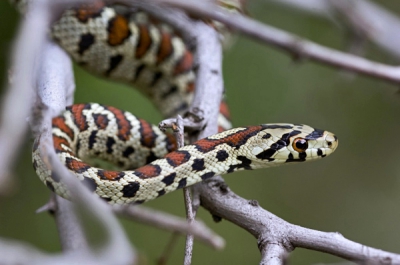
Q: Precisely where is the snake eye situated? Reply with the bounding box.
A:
[293,138,308,153]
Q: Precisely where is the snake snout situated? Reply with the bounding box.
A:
[323,132,338,153]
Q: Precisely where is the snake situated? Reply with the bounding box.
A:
[11,1,339,204]
[32,103,338,204]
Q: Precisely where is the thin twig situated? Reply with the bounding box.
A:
[114,205,224,249]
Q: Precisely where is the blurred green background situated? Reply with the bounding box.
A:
[1,0,400,264]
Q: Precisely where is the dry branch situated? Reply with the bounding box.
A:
[154,0,400,85]
[269,0,400,60]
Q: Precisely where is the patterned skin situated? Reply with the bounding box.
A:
[32,104,338,204]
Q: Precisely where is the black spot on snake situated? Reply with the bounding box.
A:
[299,152,307,160]
[216,150,229,162]
[256,149,276,161]
[78,33,95,55]
[122,182,140,198]
[262,124,293,130]
[46,181,55,192]
[286,153,306,162]
[75,138,81,154]
[88,130,98,149]
[228,156,252,173]
[133,64,146,82]
[162,173,176,186]
[280,130,302,146]
[33,160,38,172]
[201,172,215,180]
[178,178,187,189]
[157,189,166,197]
[106,54,123,75]
[150,72,163,87]
[317,148,323,157]
[106,137,116,154]
[145,152,158,164]
[102,197,113,202]
[122,146,135,158]
[192,158,205,171]
[262,133,271,139]
[305,128,324,140]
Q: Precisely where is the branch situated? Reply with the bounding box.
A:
[269,0,400,60]
[114,205,224,249]
[152,0,400,85]
[198,176,400,264]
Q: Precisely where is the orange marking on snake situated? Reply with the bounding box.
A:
[156,32,173,64]
[107,14,131,46]
[66,158,90,173]
[100,170,121,180]
[135,164,161,179]
[105,106,131,141]
[53,135,71,152]
[195,126,263,153]
[93,114,108,129]
[69,104,88,131]
[135,25,152,59]
[174,50,193,75]
[138,119,157,148]
[75,2,105,22]
[165,150,190,167]
[52,117,75,140]
[165,133,178,152]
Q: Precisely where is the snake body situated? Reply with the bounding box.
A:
[11,1,339,203]
[33,103,338,204]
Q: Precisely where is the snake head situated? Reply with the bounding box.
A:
[246,124,338,166]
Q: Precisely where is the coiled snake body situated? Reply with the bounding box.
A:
[14,1,339,204]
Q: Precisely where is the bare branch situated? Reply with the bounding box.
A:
[149,0,400,85]
[269,0,400,60]
[114,205,224,250]
[198,177,400,264]
[33,38,134,265]
[0,0,49,194]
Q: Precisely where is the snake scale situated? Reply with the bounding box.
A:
[14,0,339,204]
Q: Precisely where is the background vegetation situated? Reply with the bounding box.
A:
[1,0,400,264]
